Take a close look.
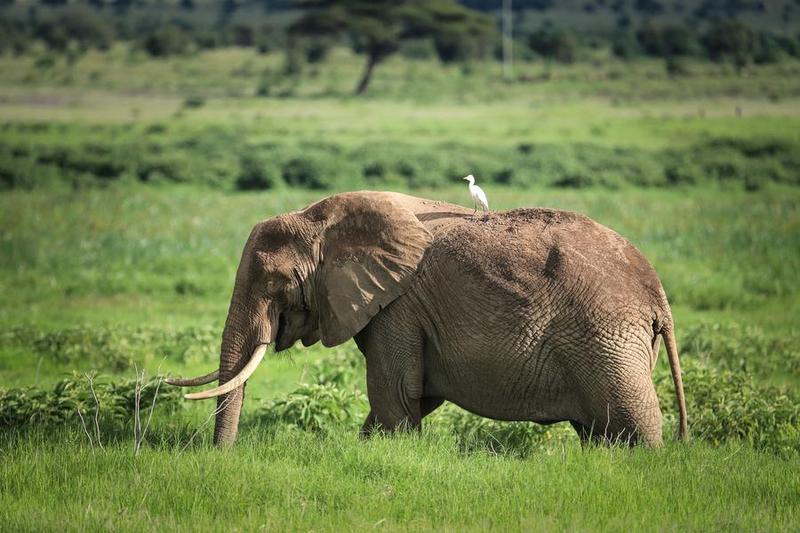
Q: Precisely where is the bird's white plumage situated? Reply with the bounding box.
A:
[463,174,489,216]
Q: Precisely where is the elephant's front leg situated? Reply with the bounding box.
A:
[355,314,427,437]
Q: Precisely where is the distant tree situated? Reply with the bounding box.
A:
[695,0,766,20]
[459,0,554,10]
[662,25,695,56]
[635,21,665,56]
[35,5,114,52]
[289,0,495,95]
[703,19,754,67]
[112,0,134,14]
[636,22,696,57]
[752,32,784,64]
[776,35,800,58]
[528,28,577,63]
[612,31,640,59]
[611,0,628,14]
[634,0,664,15]
[218,0,240,26]
[231,24,256,47]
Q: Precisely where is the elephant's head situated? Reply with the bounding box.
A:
[168,193,432,446]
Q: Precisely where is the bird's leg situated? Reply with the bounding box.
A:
[482,206,489,221]
[471,202,477,220]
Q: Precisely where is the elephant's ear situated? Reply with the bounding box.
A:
[311,194,432,347]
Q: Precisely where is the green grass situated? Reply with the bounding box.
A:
[1,430,798,532]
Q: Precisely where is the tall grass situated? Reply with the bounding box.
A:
[0,428,797,531]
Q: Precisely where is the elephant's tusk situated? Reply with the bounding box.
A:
[165,370,219,387]
[183,344,268,400]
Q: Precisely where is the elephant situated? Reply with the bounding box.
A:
[168,191,687,447]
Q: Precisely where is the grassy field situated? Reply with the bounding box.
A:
[1,46,799,530]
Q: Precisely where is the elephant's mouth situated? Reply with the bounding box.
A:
[274,312,291,352]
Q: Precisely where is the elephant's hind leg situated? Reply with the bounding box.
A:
[584,386,663,447]
[571,367,664,447]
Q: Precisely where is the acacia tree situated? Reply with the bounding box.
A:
[290,0,495,94]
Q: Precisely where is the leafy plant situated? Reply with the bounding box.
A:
[309,346,365,388]
[256,383,368,433]
[655,360,800,456]
[429,405,574,457]
[0,373,181,430]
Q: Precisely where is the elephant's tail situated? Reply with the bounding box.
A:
[661,325,688,441]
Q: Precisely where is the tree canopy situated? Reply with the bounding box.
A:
[289,0,495,94]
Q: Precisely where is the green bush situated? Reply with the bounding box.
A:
[655,360,800,456]
[0,373,181,430]
[429,405,574,457]
[612,32,640,59]
[142,25,193,58]
[281,156,334,190]
[681,322,800,378]
[528,28,578,63]
[309,346,365,388]
[282,157,330,189]
[256,384,368,433]
[0,325,219,371]
[235,153,281,191]
[2,124,799,192]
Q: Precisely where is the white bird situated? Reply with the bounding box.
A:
[463,174,489,220]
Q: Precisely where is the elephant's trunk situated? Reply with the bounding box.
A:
[168,294,276,447]
[212,300,275,447]
[212,330,246,447]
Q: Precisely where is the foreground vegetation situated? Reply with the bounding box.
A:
[2,430,798,531]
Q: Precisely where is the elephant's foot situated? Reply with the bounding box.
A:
[360,410,420,439]
[572,397,663,447]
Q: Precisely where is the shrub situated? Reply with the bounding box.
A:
[182,95,205,109]
[664,159,703,185]
[0,373,181,430]
[309,347,365,388]
[255,384,368,433]
[680,322,800,378]
[235,153,281,191]
[305,40,330,63]
[429,405,574,457]
[142,25,192,57]
[655,360,800,456]
[612,32,640,59]
[528,28,578,63]
[281,156,331,190]
[434,29,481,63]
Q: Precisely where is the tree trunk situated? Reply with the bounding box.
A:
[355,53,378,95]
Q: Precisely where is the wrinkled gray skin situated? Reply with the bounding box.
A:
[188,191,687,447]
